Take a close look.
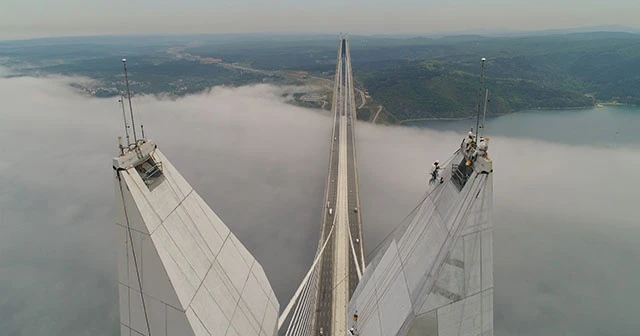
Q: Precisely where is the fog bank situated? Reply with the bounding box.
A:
[356,122,640,336]
[1,74,638,336]
[0,76,330,335]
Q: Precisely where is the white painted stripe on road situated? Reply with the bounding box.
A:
[347,221,362,280]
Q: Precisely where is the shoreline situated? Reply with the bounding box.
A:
[398,111,513,124]
[514,105,596,112]
[398,116,474,124]
[597,102,633,107]
[394,104,633,125]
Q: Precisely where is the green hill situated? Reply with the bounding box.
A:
[351,33,640,121]
[3,32,640,121]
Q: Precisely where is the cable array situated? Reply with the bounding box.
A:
[278,216,337,333]
[349,155,489,332]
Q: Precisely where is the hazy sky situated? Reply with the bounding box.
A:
[2,0,640,39]
[1,71,639,335]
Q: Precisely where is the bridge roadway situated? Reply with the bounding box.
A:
[313,36,365,336]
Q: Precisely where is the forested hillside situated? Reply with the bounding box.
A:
[351,33,640,120]
[3,32,639,121]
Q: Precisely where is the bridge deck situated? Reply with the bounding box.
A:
[313,36,365,336]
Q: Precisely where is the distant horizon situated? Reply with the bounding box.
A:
[2,24,640,42]
[5,0,640,40]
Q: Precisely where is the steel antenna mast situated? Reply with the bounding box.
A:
[122,58,137,142]
[475,57,486,135]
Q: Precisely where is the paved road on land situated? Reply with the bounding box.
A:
[356,88,366,109]
[371,105,383,124]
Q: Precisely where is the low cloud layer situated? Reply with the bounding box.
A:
[1,74,638,336]
[356,123,640,336]
[0,76,331,335]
